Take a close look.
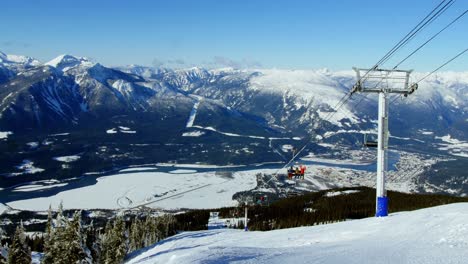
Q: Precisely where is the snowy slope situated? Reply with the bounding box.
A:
[126,203,468,264]
[0,203,8,215]
[249,69,358,126]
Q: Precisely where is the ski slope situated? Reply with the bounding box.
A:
[186,97,201,128]
[126,203,468,264]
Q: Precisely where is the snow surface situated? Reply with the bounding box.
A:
[182,130,205,137]
[127,203,468,264]
[106,128,118,134]
[207,212,245,230]
[186,97,202,128]
[0,203,8,215]
[32,251,44,264]
[155,163,244,169]
[6,168,259,211]
[107,127,136,134]
[191,125,293,141]
[281,144,294,152]
[45,54,92,72]
[53,155,81,163]
[302,154,371,166]
[10,160,45,176]
[119,167,158,172]
[435,134,468,157]
[168,169,198,174]
[13,183,68,192]
[26,142,39,148]
[0,52,40,66]
[0,131,12,139]
[324,190,360,197]
[249,69,359,127]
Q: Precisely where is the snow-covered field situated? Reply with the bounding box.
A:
[6,168,260,211]
[8,159,45,176]
[106,126,137,134]
[53,155,81,163]
[182,130,205,137]
[435,134,468,158]
[0,131,12,139]
[4,149,436,211]
[126,203,468,264]
[13,183,68,192]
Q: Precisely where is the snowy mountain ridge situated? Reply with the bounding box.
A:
[0,51,40,67]
[45,54,93,72]
[1,51,467,141]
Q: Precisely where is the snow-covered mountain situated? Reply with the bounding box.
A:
[2,51,467,146]
[0,51,467,193]
[44,54,93,72]
[0,51,40,69]
[128,65,468,145]
[126,203,468,264]
[0,51,41,84]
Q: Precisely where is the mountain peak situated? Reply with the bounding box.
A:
[0,51,40,66]
[45,54,93,72]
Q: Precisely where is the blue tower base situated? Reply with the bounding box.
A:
[376,196,389,217]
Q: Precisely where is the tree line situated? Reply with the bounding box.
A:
[1,203,177,264]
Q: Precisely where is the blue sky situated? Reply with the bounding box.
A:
[1,0,466,71]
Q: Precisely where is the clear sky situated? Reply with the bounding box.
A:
[1,0,466,71]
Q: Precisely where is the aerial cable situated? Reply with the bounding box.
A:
[393,9,467,69]
[416,48,467,83]
[269,0,460,180]
[363,6,462,97]
[311,0,457,158]
[374,0,451,66]
[376,0,455,67]
[380,0,455,66]
[350,0,455,97]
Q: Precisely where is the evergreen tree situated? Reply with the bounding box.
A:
[42,204,68,264]
[144,217,157,247]
[98,221,112,264]
[42,206,54,264]
[0,228,6,264]
[159,214,176,238]
[42,203,93,264]
[100,216,128,264]
[111,216,127,264]
[85,225,100,262]
[128,218,143,252]
[7,223,31,264]
[63,211,91,263]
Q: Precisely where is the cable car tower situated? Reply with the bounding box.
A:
[351,67,417,217]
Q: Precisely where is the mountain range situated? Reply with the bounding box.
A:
[0,51,467,192]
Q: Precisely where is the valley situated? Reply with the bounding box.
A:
[1,51,467,247]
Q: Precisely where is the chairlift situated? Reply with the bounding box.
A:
[363,133,378,148]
